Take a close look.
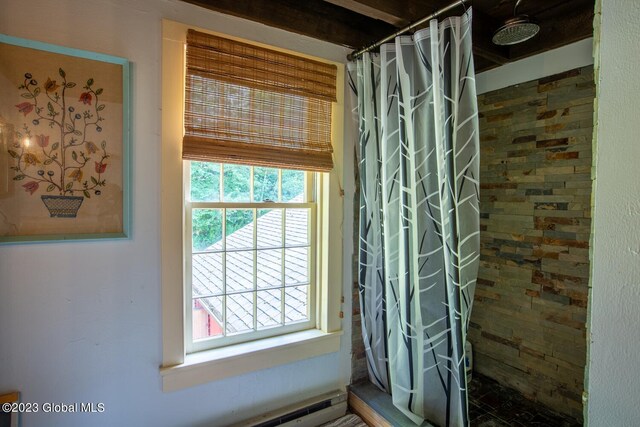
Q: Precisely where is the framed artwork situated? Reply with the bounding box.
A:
[0,34,130,243]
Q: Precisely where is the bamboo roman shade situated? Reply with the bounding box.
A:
[183,29,337,171]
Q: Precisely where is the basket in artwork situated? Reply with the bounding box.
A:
[41,195,84,218]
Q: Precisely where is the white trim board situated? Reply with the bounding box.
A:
[475,38,594,95]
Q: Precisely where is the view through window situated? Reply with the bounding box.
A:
[186,162,316,351]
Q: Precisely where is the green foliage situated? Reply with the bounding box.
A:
[190,161,306,251]
[226,209,252,240]
[192,209,222,252]
[191,161,220,202]
[223,164,250,202]
[254,167,278,202]
[282,169,304,202]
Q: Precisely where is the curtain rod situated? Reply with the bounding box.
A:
[346,0,468,61]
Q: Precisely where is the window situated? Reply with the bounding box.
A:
[181,29,336,354]
[186,162,317,352]
[161,20,345,391]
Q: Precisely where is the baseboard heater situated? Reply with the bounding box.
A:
[230,390,348,427]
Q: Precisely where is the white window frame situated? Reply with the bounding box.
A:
[160,20,345,392]
[184,163,318,353]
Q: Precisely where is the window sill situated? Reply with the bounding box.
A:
[160,329,342,392]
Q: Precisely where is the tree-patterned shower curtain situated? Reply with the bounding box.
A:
[348,9,480,427]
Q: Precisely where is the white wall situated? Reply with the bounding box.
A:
[587,0,640,425]
[0,1,353,426]
[475,38,594,95]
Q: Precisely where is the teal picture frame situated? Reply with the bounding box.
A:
[0,34,131,245]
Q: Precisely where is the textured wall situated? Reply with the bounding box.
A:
[587,0,640,424]
[470,66,594,421]
[351,160,368,383]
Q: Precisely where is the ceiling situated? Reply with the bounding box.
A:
[179,0,594,72]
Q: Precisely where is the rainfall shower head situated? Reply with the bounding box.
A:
[492,0,540,46]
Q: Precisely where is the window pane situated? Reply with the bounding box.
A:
[285,209,309,246]
[192,209,223,252]
[226,292,254,335]
[257,290,282,329]
[226,209,254,250]
[226,250,254,293]
[285,247,309,285]
[223,164,251,202]
[192,297,223,340]
[192,252,223,297]
[257,208,282,248]
[285,285,309,324]
[190,161,220,202]
[253,167,279,202]
[257,249,282,289]
[188,165,316,349]
[282,169,305,202]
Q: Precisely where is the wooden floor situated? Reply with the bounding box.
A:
[348,392,393,427]
[348,381,433,427]
[321,413,368,427]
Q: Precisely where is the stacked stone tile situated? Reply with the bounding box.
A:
[351,166,368,383]
[470,66,594,421]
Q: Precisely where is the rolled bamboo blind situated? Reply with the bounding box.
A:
[183,29,337,171]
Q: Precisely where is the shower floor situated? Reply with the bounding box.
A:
[468,373,581,426]
[349,373,581,426]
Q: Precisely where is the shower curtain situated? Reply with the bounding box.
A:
[348,9,480,427]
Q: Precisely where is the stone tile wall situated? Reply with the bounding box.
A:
[470,66,594,421]
[351,159,368,384]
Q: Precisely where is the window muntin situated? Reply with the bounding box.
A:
[185,161,316,353]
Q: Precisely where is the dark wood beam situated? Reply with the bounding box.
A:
[324,0,445,25]
[474,56,499,73]
[472,0,568,21]
[471,8,510,66]
[180,0,396,49]
[508,1,594,61]
[178,0,590,72]
[323,0,410,26]
[324,0,509,66]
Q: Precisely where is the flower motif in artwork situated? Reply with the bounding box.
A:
[15,102,34,116]
[86,141,98,153]
[22,181,39,195]
[36,134,49,148]
[23,153,40,166]
[69,169,83,182]
[8,68,110,213]
[44,77,60,93]
[79,92,92,105]
[95,161,107,174]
